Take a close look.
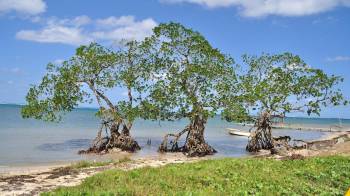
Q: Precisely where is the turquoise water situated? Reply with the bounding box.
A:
[0,104,348,167]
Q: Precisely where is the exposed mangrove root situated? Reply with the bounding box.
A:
[159,116,216,157]
[79,122,140,154]
[159,126,190,152]
[107,134,141,152]
[246,112,274,152]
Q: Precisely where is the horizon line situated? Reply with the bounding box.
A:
[1,103,349,120]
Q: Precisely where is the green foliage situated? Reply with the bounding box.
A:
[21,41,152,126]
[145,22,235,122]
[223,53,347,122]
[113,40,155,124]
[21,43,118,122]
[44,156,350,195]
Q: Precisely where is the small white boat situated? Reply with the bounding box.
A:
[227,128,251,137]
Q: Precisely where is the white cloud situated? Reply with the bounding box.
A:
[70,15,91,27]
[161,0,350,17]
[0,0,46,15]
[16,15,157,45]
[93,17,157,42]
[327,56,350,62]
[161,0,237,8]
[43,15,92,27]
[16,25,91,45]
[96,16,136,27]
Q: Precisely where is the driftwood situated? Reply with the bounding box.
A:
[273,135,291,143]
[292,134,350,150]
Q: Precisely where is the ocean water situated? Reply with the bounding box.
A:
[0,104,349,167]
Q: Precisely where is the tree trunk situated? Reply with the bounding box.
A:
[159,116,216,157]
[79,121,140,154]
[246,112,274,152]
[112,124,141,152]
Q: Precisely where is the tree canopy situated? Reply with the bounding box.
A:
[147,22,235,121]
[144,22,236,156]
[223,53,347,151]
[224,53,347,121]
[21,42,152,152]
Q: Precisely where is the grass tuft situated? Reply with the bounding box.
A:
[70,157,132,169]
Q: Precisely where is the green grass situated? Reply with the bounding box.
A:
[70,157,131,169]
[44,156,350,195]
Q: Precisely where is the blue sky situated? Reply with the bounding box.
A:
[0,0,349,118]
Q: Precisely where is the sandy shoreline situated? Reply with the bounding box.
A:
[238,122,350,132]
[0,163,70,177]
[0,150,136,176]
[0,153,206,195]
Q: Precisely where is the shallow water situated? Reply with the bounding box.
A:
[0,104,348,167]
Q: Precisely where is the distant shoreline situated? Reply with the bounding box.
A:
[1,103,350,120]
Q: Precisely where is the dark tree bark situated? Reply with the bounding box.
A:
[159,116,216,157]
[112,124,141,152]
[79,121,140,154]
[246,112,274,152]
